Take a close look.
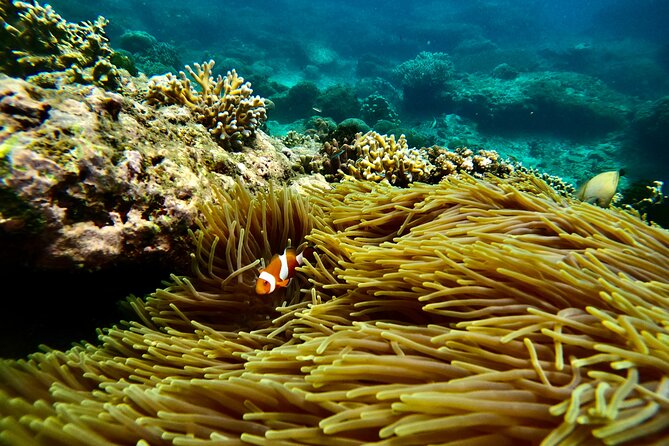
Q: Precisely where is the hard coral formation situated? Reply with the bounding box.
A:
[393,51,456,112]
[446,71,631,138]
[146,60,267,150]
[0,74,286,272]
[1,175,668,445]
[269,81,319,123]
[393,51,455,90]
[309,138,357,182]
[315,84,362,123]
[430,145,513,178]
[346,131,434,187]
[0,0,121,89]
[360,93,399,127]
[316,131,513,187]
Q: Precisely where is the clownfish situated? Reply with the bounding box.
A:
[255,247,313,295]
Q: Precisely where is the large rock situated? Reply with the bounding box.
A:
[0,75,292,272]
[441,71,634,139]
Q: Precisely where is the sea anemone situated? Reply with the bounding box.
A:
[1,173,667,445]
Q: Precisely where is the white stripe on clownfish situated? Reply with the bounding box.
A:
[258,271,277,293]
[278,249,290,281]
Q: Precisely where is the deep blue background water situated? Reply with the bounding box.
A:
[48,0,669,93]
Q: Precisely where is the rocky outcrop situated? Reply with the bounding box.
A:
[0,75,292,272]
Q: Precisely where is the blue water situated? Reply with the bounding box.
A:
[42,0,669,186]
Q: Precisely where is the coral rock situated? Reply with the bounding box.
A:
[0,75,286,272]
[146,60,267,150]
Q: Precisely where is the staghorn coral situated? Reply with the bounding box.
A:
[345,131,434,186]
[146,60,267,150]
[1,174,669,445]
[0,0,120,89]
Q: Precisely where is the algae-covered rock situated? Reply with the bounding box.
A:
[0,75,291,272]
[443,71,634,139]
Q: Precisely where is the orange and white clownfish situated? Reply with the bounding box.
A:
[255,247,313,295]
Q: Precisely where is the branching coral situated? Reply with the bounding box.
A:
[392,51,455,90]
[314,132,513,186]
[0,0,120,89]
[1,174,668,445]
[345,131,434,186]
[146,60,267,150]
[430,145,514,178]
[308,138,357,181]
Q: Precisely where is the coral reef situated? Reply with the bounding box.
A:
[268,81,319,123]
[445,71,632,138]
[0,0,121,89]
[354,76,402,107]
[619,179,669,227]
[117,29,181,77]
[0,174,668,445]
[118,30,157,54]
[330,117,370,143]
[430,145,514,178]
[0,74,289,272]
[491,62,520,80]
[630,96,669,180]
[314,84,361,123]
[345,131,434,187]
[303,115,337,141]
[632,96,669,147]
[146,60,267,150]
[393,51,456,112]
[306,131,515,186]
[307,138,357,182]
[360,93,400,127]
[393,51,455,90]
[514,165,577,198]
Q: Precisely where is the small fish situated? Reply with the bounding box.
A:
[312,107,322,113]
[255,246,313,295]
[576,169,624,207]
[329,148,345,159]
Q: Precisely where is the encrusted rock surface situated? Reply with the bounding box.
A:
[0,74,292,271]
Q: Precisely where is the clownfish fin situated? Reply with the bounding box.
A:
[277,278,290,287]
[295,246,315,265]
